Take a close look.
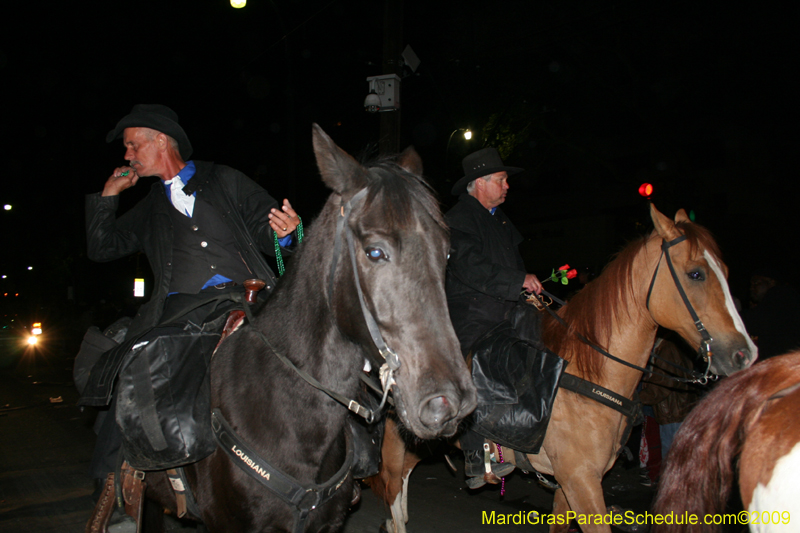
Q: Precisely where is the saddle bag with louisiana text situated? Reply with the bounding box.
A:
[470,320,567,454]
[115,316,226,471]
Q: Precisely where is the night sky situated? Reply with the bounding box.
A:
[1,1,797,331]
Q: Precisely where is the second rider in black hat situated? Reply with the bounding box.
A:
[445,147,542,488]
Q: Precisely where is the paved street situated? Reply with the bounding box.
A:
[0,350,655,533]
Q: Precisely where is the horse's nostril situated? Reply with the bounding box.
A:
[420,395,454,427]
[734,349,753,368]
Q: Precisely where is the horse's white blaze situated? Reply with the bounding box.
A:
[704,250,758,357]
[748,440,800,532]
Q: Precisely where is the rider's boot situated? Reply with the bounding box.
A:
[464,448,514,489]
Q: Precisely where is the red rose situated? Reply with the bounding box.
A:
[558,264,570,271]
[566,268,578,279]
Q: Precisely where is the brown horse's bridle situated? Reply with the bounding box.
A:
[542,233,716,385]
[645,234,716,382]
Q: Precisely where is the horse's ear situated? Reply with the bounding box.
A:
[397,146,423,176]
[650,203,682,241]
[311,123,367,194]
[674,209,691,224]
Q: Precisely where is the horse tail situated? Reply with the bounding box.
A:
[652,355,800,533]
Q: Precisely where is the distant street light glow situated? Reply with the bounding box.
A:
[230,0,246,7]
[463,130,472,140]
[27,266,33,271]
[3,205,11,210]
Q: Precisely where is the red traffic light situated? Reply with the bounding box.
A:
[638,183,653,198]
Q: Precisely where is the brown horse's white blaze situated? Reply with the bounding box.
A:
[703,251,758,372]
[646,208,756,377]
[369,204,758,533]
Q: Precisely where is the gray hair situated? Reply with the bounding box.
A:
[142,128,181,156]
[466,175,491,194]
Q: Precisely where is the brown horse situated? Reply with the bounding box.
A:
[366,204,757,533]
[652,351,800,533]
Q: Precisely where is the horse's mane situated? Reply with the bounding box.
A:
[361,158,447,232]
[542,220,721,382]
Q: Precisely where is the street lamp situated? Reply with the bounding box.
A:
[446,128,473,163]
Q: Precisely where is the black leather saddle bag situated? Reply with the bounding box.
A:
[470,319,567,454]
[115,316,225,470]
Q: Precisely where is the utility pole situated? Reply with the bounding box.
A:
[379,0,403,155]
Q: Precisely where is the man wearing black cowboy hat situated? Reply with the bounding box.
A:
[84,104,301,530]
[90,103,300,338]
[445,147,542,488]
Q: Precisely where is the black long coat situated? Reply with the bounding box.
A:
[445,194,527,354]
[85,161,285,340]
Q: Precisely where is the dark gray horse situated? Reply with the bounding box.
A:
[144,124,476,532]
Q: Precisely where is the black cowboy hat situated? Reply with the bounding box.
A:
[450,147,524,196]
[106,104,193,160]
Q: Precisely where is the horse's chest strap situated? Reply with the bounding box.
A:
[211,409,354,532]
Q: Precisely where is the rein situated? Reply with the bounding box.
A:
[241,302,379,421]
[539,234,716,385]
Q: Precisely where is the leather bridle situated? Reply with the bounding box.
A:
[645,234,715,377]
[236,187,401,425]
[542,232,716,384]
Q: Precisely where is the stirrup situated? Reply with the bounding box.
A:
[465,443,514,489]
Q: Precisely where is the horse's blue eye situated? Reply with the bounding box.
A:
[366,247,387,261]
[688,270,705,281]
